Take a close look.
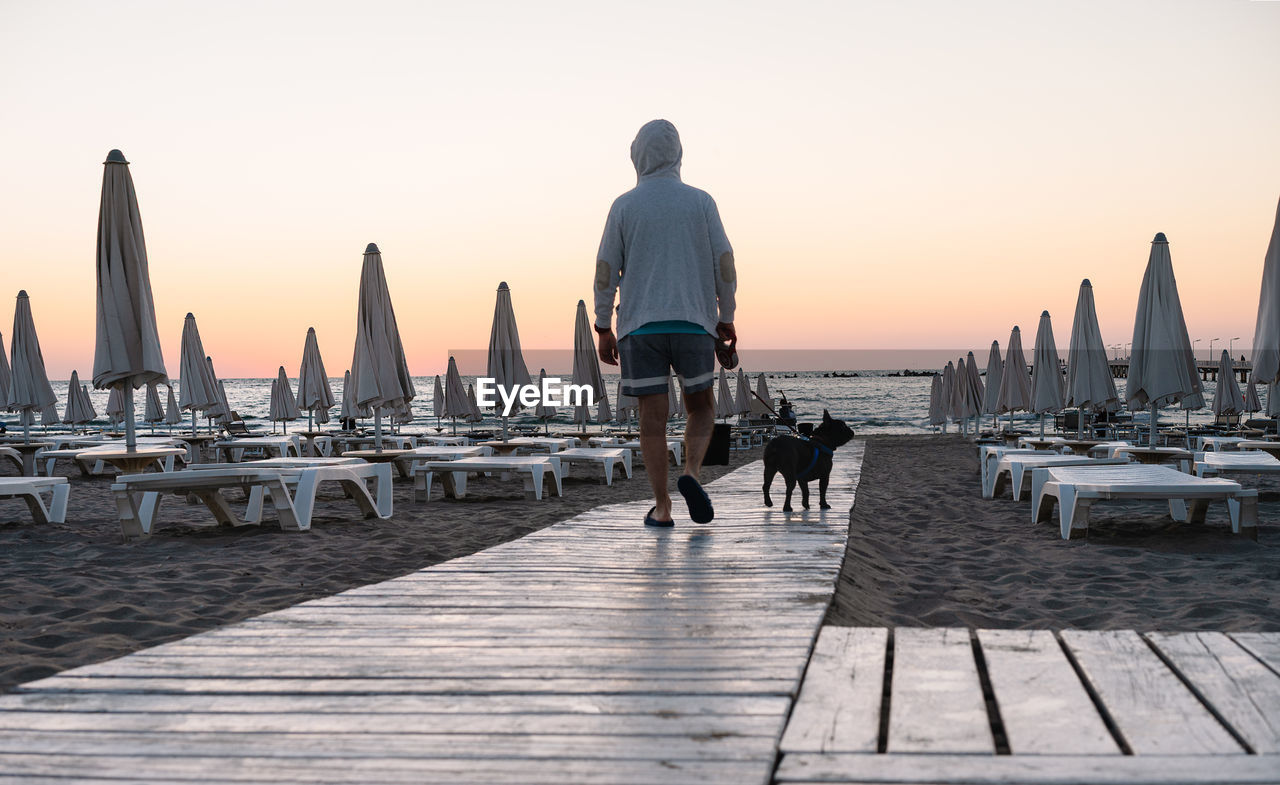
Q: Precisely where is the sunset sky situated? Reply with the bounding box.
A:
[3,0,1278,378]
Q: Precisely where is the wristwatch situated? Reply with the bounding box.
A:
[594,325,613,334]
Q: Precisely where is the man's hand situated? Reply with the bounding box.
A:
[716,322,737,344]
[597,328,619,366]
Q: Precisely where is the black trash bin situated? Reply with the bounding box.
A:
[705,423,731,465]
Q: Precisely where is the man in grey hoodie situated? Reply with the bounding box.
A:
[594,119,737,527]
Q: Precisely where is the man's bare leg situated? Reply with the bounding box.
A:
[638,393,673,522]
[682,387,715,481]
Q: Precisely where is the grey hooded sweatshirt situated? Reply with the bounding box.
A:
[594,119,736,339]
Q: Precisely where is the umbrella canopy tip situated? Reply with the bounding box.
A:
[185,311,194,318]
[17,290,27,298]
[104,149,128,164]
[1041,310,1050,317]
[1153,232,1168,243]
[498,281,510,290]
[1081,278,1092,287]
[364,242,380,254]
[307,326,316,334]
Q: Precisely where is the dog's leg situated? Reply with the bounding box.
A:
[762,462,777,507]
[800,481,810,510]
[819,474,831,509]
[783,476,795,512]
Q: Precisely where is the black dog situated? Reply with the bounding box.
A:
[763,410,855,511]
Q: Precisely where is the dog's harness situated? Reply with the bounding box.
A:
[795,436,834,481]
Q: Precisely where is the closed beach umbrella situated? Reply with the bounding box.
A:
[297,327,335,432]
[672,373,687,417]
[177,313,218,435]
[143,382,164,432]
[40,402,59,428]
[465,383,483,424]
[751,373,773,417]
[164,385,181,426]
[1250,197,1280,384]
[734,369,752,417]
[534,368,556,433]
[8,291,57,443]
[982,340,1003,429]
[93,149,167,450]
[350,243,415,449]
[441,357,471,433]
[339,370,368,426]
[486,282,532,440]
[432,375,444,427]
[391,400,413,427]
[0,332,10,413]
[997,326,1032,423]
[63,370,94,426]
[1030,310,1065,437]
[1066,280,1119,436]
[964,351,985,431]
[204,357,230,425]
[81,385,98,423]
[1244,377,1262,417]
[928,373,945,428]
[940,361,956,432]
[1127,233,1202,445]
[597,388,613,424]
[105,386,125,427]
[571,300,607,431]
[1212,350,1245,421]
[270,366,300,433]
[715,367,735,420]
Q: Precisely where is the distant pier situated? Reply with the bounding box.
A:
[1108,359,1252,383]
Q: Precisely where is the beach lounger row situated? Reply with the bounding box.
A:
[0,477,69,524]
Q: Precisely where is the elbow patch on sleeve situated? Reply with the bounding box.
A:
[719,252,736,284]
[595,260,612,290]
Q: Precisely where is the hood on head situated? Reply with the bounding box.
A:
[631,119,682,180]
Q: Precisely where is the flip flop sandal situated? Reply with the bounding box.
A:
[677,475,714,523]
[643,505,674,528]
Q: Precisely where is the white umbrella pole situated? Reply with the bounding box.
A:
[374,410,383,450]
[123,384,137,450]
[1039,413,1046,439]
[1149,402,1157,447]
[501,415,509,442]
[191,410,197,437]
[308,410,314,432]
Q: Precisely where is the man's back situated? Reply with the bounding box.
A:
[594,120,735,340]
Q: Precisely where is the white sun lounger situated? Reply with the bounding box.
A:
[1194,450,1280,480]
[1196,435,1249,452]
[0,477,70,524]
[620,439,682,466]
[211,435,301,463]
[418,455,562,501]
[37,443,185,477]
[111,460,392,539]
[986,454,1128,500]
[504,436,578,452]
[406,447,490,501]
[1031,464,1258,540]
[978,446,1040,493]
[0,446,25,475]
[552,447,632,485]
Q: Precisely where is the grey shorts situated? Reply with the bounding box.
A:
[618,333,716,397]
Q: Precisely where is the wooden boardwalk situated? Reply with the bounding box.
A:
[779,627,1280,784]
[0,446,864,784]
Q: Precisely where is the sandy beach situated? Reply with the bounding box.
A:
[0,446,757,692]
[828,435,1279,631]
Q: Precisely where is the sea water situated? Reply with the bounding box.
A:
[30,372,1259,437]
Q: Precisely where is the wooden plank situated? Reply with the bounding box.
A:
[976,629,1119,754]
[776,752,1280,784]
[780,627,886,753]
[0,753,769,785]
[1232,632,1280,676]
[1147,631,1280,753]
[886,627,993,753]
[0,692,791,716]
[1060,630,1244,754]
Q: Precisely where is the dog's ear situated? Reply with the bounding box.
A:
[822,409,831,422]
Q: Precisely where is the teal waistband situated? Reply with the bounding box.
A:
[629,320,710,336]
